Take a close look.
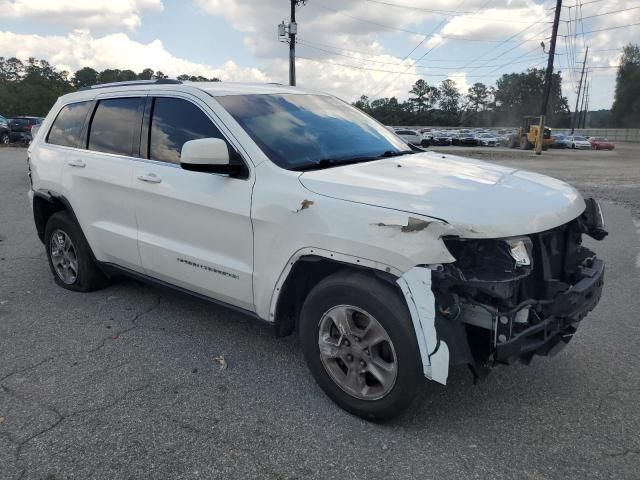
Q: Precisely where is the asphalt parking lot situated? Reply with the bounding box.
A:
[1,145,639,479]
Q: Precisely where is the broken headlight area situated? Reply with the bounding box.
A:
[441,236,533,283]
[432,207,606,379]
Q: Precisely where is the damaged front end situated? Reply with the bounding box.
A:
[431,198,607,379]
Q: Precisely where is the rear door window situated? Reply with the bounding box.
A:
[148,97,226,164]
[88,97,143,156]
[47,102,92,148]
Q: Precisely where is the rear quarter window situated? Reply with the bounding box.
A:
[47,101,92,148]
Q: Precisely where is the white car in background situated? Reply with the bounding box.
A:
[477,133,498,147]
[394,129,423,146]
[563,135,592,150]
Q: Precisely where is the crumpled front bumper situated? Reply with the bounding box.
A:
[495,256,605,363]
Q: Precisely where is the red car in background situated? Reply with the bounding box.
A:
[589,137,615,150]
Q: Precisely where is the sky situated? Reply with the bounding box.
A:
[0,0,638,110]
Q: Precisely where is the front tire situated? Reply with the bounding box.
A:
[44,211,109,292]
[299,271,423,420]
[519,136,529,150]
[0,133,9,144]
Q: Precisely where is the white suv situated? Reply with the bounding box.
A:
[28,80,607,419]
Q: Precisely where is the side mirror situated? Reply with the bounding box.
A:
[181,138,230,173]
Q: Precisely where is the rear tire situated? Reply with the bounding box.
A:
[299,271,423,420]
[44,211,109,292]
[0,133,9,144]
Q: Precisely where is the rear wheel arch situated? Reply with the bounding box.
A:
[272,253,402,338]
[32,192,99,264]
[33,191,69,243]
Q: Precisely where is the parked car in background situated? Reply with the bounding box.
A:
[0,115,10,144]
[395,129,424,146]
[550,134,567,149]
[454,133,478,146]
[477,133,497,147]
[563,135,592,150]
[589,137,615,150]
[430,132,452,146]
[9,116,43,143]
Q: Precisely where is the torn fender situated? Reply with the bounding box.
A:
[396,266,449,385]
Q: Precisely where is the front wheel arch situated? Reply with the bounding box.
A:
[272,255,401,338]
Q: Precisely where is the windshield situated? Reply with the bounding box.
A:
[574,136,587,141]
[216,94,409,170]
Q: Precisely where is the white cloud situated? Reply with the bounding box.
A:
[0,29,269,82]
[191,0,559,102]
[0,0,163,30]
[445,72,470,94]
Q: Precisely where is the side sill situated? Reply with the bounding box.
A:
[100,262,269,327]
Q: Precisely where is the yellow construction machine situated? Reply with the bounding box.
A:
[507,116,553,150]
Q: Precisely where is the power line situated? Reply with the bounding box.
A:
[371,0,505,97]
[560,22,640,36]
[369,0,473,97]
[310,2,531,40]
[563,0,606,7]
[299,38,548,63]
[298,40,547,69]
[454,13,555,71]
[297,55,546,78]
[563,65,623,69]
[564,6,640,22]
[359,0,545,23]
[563,11,579,92]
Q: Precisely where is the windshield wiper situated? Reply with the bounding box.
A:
[380,149,415,157]
[291,150,415,172]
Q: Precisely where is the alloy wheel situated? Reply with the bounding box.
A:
[318,305,398,400]
[49,229,78,284]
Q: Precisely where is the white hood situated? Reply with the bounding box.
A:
[299,151,585,238]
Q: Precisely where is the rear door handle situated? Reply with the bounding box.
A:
[67,159,86,168]
[137,173,162,184]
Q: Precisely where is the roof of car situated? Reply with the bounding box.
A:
[59,80,324,104]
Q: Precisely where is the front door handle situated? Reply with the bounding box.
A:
[137,173,162,184]
[67,159,86,168]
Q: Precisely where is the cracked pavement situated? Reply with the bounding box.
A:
[1,146,640,479]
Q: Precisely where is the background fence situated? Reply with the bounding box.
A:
[569,129,640,142]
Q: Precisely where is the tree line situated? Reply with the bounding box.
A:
[355,43,639,128]
[354,70,570,128]
[0,57,219,117]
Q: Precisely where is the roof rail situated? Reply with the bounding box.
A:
[78,79,182,91]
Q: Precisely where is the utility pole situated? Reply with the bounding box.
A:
[571,46,589,134]
[279,1,305,86]
[582,82,590,128]
[579,76,588,129]
[535,0,563,155]
[289,0,296,86]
